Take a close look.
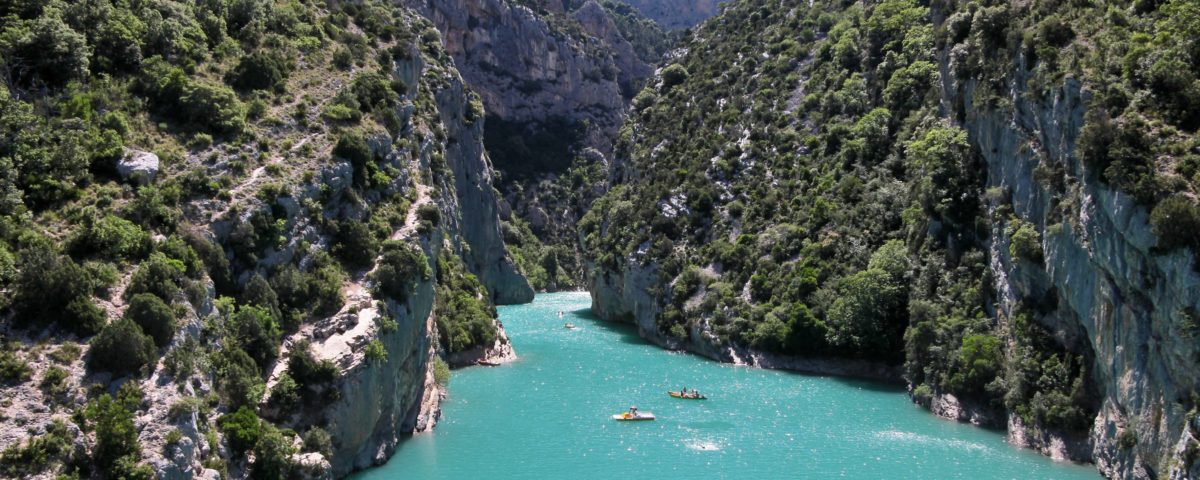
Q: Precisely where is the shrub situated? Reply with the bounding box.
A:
[364,339,387,362]
[229,305,281,370]
[71,215,152,260]
[218,406,263,455]
[228,51,291,91]
[64,297,107,337]
[285,340,337,392]
[370,241,430,301]
[660,64,689,91]
[86,392,143,475]
[214,346,263,409]
[242,274,283,325]
[333,220,379,269]
[416,204,440,227]
[12,245,100,334]
[1150,194,1200,253]
[89,318,157,376]
[0,349,31,384]
[302,427,333,458]
[125,253,186,301]
[124,293,178,347]
[1009,220,1044,263]
[0,419,75,477]
[251,424,295,480]
[432,356,450,386]
[947,334,1003,395]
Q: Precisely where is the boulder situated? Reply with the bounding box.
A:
[118,149,160,185]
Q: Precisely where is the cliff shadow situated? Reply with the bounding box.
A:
[568,307,656,347]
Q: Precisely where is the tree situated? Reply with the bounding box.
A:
[89,319,156,376]
[0,14,91,87]
[230,305,281,370]
[124,293,177,347]
[948,334,1002,395]
[370,241,430,302]
[228,50,290,91]
[86,391,144,476]
[826,268,905,356]
[126,252,185,301]
[218,406,263,455]
[660,64,689,91]
[1150,194,1200,253]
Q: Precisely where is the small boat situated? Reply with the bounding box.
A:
[668,391,707,400]
[612,411,656,421]
[476,359,500,367]
[613,406,654,421]
[564,323,576,329]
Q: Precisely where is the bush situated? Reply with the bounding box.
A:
[12,245,102,335]
[124,293,177,347]
[1150,194,1200,253]
[0,349,31,384]
[89,318,157,376]
[214,346,263,409]
[251,424,295,480]
[660,64,689,91]
[86,391,143,475]
[1009,220,1043,263]
[370,241,430,301]
[302,427,333,458]
[228,51,291,91]
[71,215,152,260]
[432,356,450,386]
[364,339,387,362]
[218,406,263,455]
[126,253,186,301]
[416,204,441,227]
[64,296,107,336]
[229,305,281,370]
[333,220,379,269]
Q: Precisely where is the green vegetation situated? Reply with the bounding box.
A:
[89,318,157,376]
[578,0,1173,440]
[435,250,498,354]
[124,293,178,347]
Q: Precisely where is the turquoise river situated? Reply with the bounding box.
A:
[353,292,1099,479]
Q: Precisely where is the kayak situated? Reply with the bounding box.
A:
[668,391,707,400]
[612,412,656,421]
[564,323,576,329]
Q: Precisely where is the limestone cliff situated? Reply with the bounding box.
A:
[618,0,721,30]
[402,0,635,153]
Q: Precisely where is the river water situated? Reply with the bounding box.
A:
[352,291,1098,479]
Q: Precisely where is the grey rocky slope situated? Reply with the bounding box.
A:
[0,3,527,479]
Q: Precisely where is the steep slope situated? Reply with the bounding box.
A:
[0,1,527,479]
[404,0,671,291]
[617,0,722,29]
[581,0,1200,478]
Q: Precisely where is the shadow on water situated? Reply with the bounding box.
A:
[569,308,656,346]
[828,376,907,394]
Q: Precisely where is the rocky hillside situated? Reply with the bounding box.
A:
[405,0,672,292]
[0,1,527,478]
[581,0,1200,478]
[617,0,722,30]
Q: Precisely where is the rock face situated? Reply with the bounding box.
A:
[428,61,534,304]
[118,148,160,184]
[402,0,634,153]
[620,0,721,29]
[951,67,1200,477]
